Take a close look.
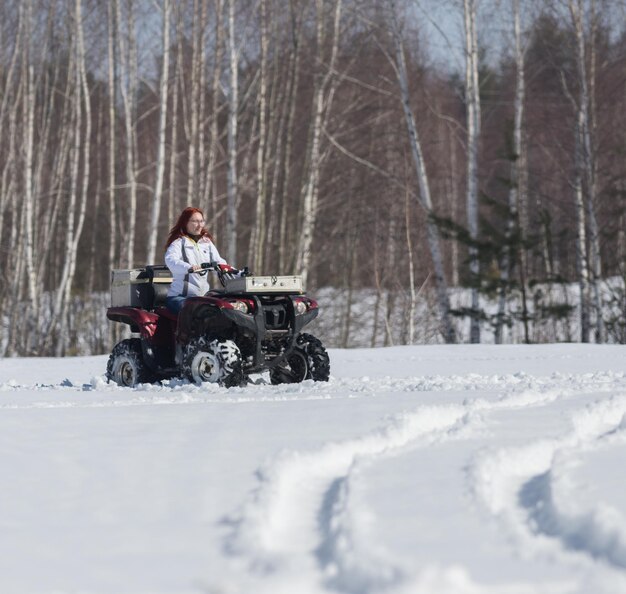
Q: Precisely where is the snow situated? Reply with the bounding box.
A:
[1,344,626,593]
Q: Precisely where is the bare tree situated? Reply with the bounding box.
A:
[386,0,457,343]
[21,0,38,322]
[187,0,202,202]
[202,0,225,219]
[107,0,118,272]
[0,5,22,257]
[147,0,171,264]
[569,0,604,342]
[278,0,304,272]
[295,0,343,285]
[226,0,239,262]
[250,0,269,273]
[117,0,139,268]
[45,0,92,355]
[464,0,482,343]
[168,5,184,223]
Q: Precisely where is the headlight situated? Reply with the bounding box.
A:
[295,300,308,315]
[231,300,249,313]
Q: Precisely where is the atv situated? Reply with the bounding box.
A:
[105,263,330,388]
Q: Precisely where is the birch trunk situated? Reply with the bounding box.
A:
[40,53,74,267]
[197,0,208,206]
[226,0,238,262]
[44,45,74,229]
[384,216,397,347]
[202,0,224,219]
[0,87,21,353]
[32,22,59,271]
[448,126,460,287]
[31,5,57,269]
[340,178,357,348]
[388,0,456,343]
[56,0,92,355]
[117,0,138,268]
[570,0,604,342]
[44,0,91,354]
[265,14,289,269]
[0,99,18,260]
[405,186,416,344]
[147,0,171,265]
[187,0,201,201]
[464,0,482,343]
[0,9,21,258]
[371,212,383,348]
[107,0,117,271]
[169,9,184,223]
[22,0,38,320]
[251,0,268,273]
[88,104,105,292]
[279,0,303,272]
[6,208,26,355]
[295,0,342,286]
[574,110,591,342]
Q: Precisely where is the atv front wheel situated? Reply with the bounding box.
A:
[183,337,244,387]
[270,333,330,384]
[106,338,152,387]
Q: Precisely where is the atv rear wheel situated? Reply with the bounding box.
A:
[106,338,152,387]
[183,337,244,387]
[270,333,330,384]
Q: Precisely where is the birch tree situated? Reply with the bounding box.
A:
[168,7,184,223]
[187,0,202,202]
[569,0,604,342]
[45,0,92,355]
[573,101,592,342]
[117,0,139,268]
[464,0,482,343]
[386,0,457,343]
[250,0,268,272]
[107,0,118,272]
[147,0,171,265]
[278,0,304,271]
[21,0,38,322]
[225,0,239,262]
[295,0,343,285]
[264,8,292,269]
[202,0,224,218]
[196,0,209,206]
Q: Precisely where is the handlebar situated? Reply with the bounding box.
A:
[192,262,251,278]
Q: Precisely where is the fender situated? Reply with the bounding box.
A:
[106,306,159,339]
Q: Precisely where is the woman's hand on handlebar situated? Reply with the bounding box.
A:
[189,262,219,274]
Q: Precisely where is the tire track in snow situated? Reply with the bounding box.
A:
[471,394,626,585]
[222,387,570,594]
[2,369,626,410]
[223,403,474,594]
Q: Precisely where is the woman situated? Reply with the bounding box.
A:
[164,207,235,313]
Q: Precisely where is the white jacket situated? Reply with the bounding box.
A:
[165,235,227,297]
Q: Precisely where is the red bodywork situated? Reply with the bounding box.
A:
[106,294,240,345]
[106,306,178,347]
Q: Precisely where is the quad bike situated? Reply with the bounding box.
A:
[105,263,330,388]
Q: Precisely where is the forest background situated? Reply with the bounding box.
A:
[1,0,626,356]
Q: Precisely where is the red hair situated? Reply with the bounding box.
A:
[165,207,213,248]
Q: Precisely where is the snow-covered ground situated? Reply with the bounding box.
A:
[2,344,626,593]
